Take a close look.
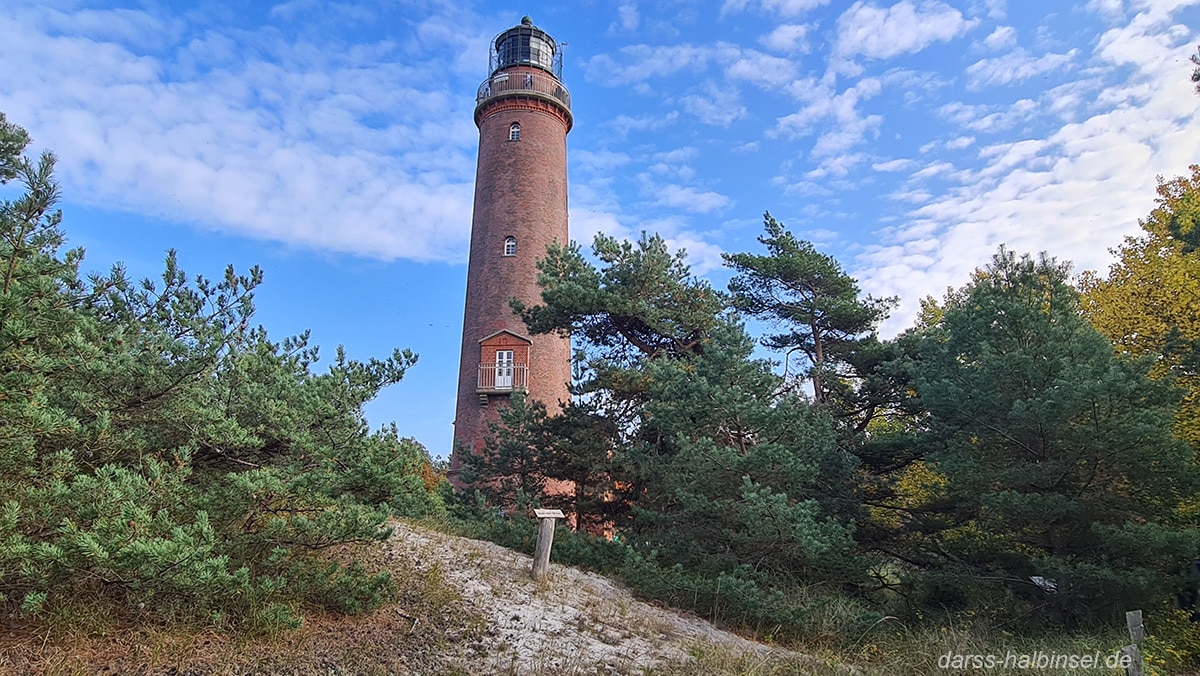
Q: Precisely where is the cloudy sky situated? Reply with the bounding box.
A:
[2,0,1198,457]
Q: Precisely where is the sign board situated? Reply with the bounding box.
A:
[534,509,565,519]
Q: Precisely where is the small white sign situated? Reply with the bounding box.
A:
[534,509,565,519]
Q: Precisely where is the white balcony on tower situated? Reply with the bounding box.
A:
[477,363,528,393]
[476,70,571,112]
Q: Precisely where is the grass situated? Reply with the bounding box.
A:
[0,540,483,675]
[5,515,1192,675]
[429,511,1195,675]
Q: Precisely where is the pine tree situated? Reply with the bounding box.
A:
[904,248,1199,622]
[630,322,861,581]
[0,113,438,627]
[724,212,896,417]
[1082,165,1200,451]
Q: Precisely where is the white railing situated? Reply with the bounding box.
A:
[478,363,529,392]
[476,70,571,111]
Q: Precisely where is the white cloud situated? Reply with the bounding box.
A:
[649,147,699,180]
[723,0,831,17]
[0,6,483,264]
[888,188,934,203]
[569,203,628,243]
[854,0,1200,336]
[981,0,1007,19]
[682,81,748,126]
[759,23,811,54]
[835,1,979,60]
[911,160,955,179]
[938,98,1039,132]
[945,135,976,149]
[812,116,883,156]
[610,2,640,33]
[725,50,798,87]
[806,152,867,177]
[655,147,700,164]
[982,25,1017,50]
[655,184,732,213]
[774,77,884,156]
[574,149,632,173]
[966,48,1078,88]
[873,158,915,171]
[669,236,727,273]
[605,111,681,137]
[269,0,319,21]
[36,6,182,50]
[1087,0,1125,20]
[584,43,726,83]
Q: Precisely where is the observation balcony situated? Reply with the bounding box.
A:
[477,363,528,393]
[475,70,571,114]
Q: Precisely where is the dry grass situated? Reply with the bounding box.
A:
[0,520,1144,675]
[0,547,482,675]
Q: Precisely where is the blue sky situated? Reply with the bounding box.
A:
[2,0,1198,458]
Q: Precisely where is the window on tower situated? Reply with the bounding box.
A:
[503,236,517,256]
[509,123,521,141]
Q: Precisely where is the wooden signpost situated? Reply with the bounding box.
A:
[1123,609,1144,676]
[531,509,565,581]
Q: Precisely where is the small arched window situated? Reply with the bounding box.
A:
[503,236,517,256]
[509,123,521,141]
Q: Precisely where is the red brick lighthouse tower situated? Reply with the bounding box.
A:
[450,16,572,479]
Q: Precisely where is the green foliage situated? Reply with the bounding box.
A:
[458,393,627,530]
[514,232,726,371]
[458,393,556,511]
[0,115,439,628]
[724,212,896,409]
[1144,606,1200,672]
[618,549,880,642]
[475,185,1200,641]
[897,248,1199,623]
[497,229,863,587]
[1082,165,1200,451]
[471,230,865,639]
[629,323,862,582]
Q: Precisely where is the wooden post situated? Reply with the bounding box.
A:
[531,509,565,582]
[1124,609,1144,676]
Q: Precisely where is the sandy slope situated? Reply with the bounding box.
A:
[390,521,826,674]
[0,521,835,675]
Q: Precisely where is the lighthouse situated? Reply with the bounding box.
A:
[450,16,572,479]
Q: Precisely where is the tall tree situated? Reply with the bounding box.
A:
[629,322,861,581]
[0,114,437,627]
[901,248,1198,623]
[515,232,725,366]
[513,231,726,440]
[458,395,626,531]
[1081,165,1200,451]
[490,233,727,526]
[723,212,895,409]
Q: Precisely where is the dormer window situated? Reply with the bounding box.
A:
[509,123,521,141]
[503,236,517,256]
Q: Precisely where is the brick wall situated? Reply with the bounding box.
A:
[450,67,572,476]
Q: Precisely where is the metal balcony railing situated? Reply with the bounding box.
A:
[478,363,529,392]
[476,70,570,112]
